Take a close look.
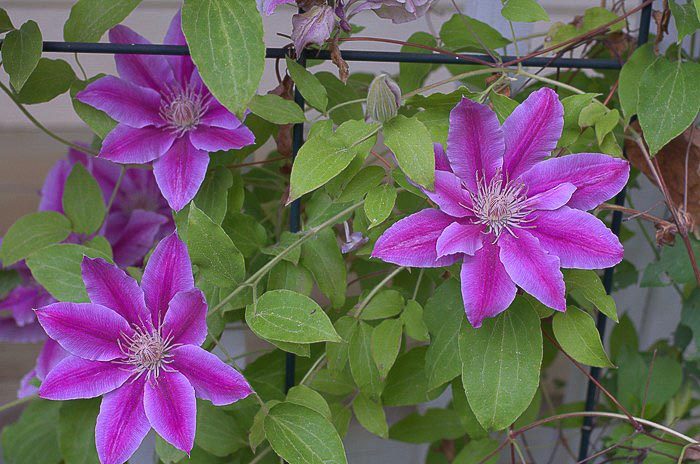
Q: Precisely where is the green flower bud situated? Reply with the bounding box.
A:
[366,74,401,123]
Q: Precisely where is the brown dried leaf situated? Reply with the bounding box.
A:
[330,37,349,83]
[268,75,295,158]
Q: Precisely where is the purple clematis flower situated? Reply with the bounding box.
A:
[18,339,68,398]
[76,11,255,211]
[0,258,53,343]
[258,0,296,15]
[371,88,629,328]
[291,5,337,52]
[40,147,172,268]
[35,233,253,464]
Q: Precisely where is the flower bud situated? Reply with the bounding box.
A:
[365,74,402,123]
[365,0,435,24]
[291,5,336,52]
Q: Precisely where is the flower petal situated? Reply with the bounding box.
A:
[446,97,504,191]
[189,124,256,153]
[76,76,162,128]
[530,207,624,269]
[39,159,71,213]
[502,88,563,179]
[171,345,253,406]
[143,371,196,453]
[460,240,516,328]
[81,257,150,326]
[161,289,208,346]
[0,318,46,343]
[163,11,195,83]
[498,230,566,311]
[422,170,472,218]
[109,25,175,93]
[105,210,169,268]
[524,182,576,211]
[371,209,462,267]
[35,302,131,361]
[436,222,483,258]
[433,143,452,172]
[101,124,176,164]
[519,153,630,211]
[96,377,150,464]
[40,356,132,400]
[200,102,245,129]
[141,233,194,325]
[35,338,68,380]
[153,137,210,211]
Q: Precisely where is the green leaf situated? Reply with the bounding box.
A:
[0,8,14,33]
[2,20,42,91]
[401,299,429,342]
[182,0,265,116]
[0,211,71,265]
[582,7,624,32]
[70,76,117,139]
[286,58,328,111]
[261,231,302,265]
[459,297,542,430]
[349,321,384,399]
[501,0,549,22]
[424,280,463,390]
[489,91,518,123]
[451,378,488,439]
[246,289,341,343]
[195,401,246,456]
[287,385,331,419]
[453,438,500,464]
[2,400,61,464]
[670,0,700,42]
[609,313,639,361]
[58,399,100,464]
[388,409,466,443]
[326,316,357,372]
[552,307,613,368]
[289,120,379,202]
[317,72,364,124]
[440,14,510,52]
[364,184,396,227]
[222,212,268,257]
[618,44,654,123]
[63,0,140,41]
[300,228,346,308]
[361,289,404,320]
[264,402,348,464]
[399,32,437,93]
[0,269,21,299]
[353,393,388,438]
[188,204,245,287]
[336,166,386,202]
[26,244,111,302]
[267,261,313,295]
[156,435,187,464]
[383,115,435,189]
[638,58,700,155]
[194,167,233,225]
[594,108,619,145]
[558,93,597,147]
[310,369,355,397]
[63,163,106,235]
[371,318,403,379]
[249,94,306,124]
[15,58,75,104]
[564,269,617,322]
[383,346,442,406]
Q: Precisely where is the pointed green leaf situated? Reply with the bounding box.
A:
[352,393,388,438]
[349,321,383,399]
[388,408,466,443]
[552,307,614,368]
[383,115,434,189]
[63,163,106,235]
[2,20,42,91]
[63,0,141,41]
[564,269,617,322]
[300,228,346,308]
[1,400,61,464]
[371,318,403,379]
[364,184,396,227]
[249,94,306,124]
[287,385,331,419]
[424,280,463,390]
[0,211,71,265]
[16,58,75,104]
[501,0,549,22]
[58,399,100,464]
[286,58,328,111]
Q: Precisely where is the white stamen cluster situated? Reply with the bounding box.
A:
[469,170,533,238]
[119,324,176,380]
[159,83,210,135]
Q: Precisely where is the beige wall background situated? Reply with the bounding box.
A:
[1,1,673,463]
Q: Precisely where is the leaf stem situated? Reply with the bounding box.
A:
[352,266,405,318]
[0,394,36,413]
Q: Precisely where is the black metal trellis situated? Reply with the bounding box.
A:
[16,3,652,460]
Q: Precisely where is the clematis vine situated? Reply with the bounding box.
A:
[35,233,253,464]
[76,11,255,211]
[372,88,629,328]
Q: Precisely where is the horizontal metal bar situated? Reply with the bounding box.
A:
[8,40,621,70]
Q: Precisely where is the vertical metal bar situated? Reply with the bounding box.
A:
[576,2,653,460]
[285,50,306,394]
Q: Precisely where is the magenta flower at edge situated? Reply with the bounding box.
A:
[35,233,253,464]
[76,11,255,211]
[371,88,629,328]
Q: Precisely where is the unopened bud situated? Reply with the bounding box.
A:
[365,74,401,123]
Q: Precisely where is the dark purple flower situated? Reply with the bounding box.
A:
[40,147,172,268]
[76,12,255,211]
[372,88,629,328]
[35,233,252,464]
[0,262,53,344]
[291,5,336,52]
[18,339,68,398]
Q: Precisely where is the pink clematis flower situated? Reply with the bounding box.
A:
[371,88,629,328]
[35,233,253,464]
[76,11,255,211]
[0,259,53,343]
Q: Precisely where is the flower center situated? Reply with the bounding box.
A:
[160,84,210,135]
[469,170,532,238]
[119,325,175,379]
